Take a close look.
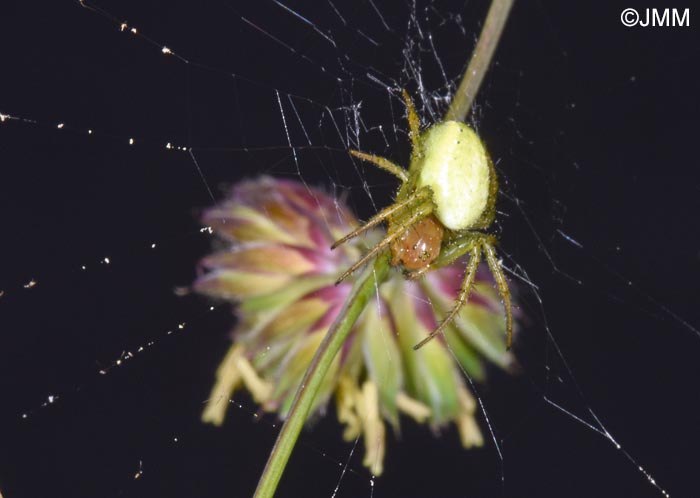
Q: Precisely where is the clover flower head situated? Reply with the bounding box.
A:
[194,176,515,476]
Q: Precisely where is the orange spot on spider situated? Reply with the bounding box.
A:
[390,215,444,270]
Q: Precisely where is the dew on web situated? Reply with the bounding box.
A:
[1,1,697,497]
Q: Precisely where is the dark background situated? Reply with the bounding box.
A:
[1,1,699,497]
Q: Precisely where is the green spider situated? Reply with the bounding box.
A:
[332,90,513,350]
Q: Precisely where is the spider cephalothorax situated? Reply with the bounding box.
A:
[332,90,513,350]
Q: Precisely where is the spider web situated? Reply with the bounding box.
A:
[1,1,698,497]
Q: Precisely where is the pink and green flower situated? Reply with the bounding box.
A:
[195,177,515,475]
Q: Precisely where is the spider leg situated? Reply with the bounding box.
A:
[405,265,430,281]
[410,232,512,350]
[413,245,481,350]
[335,202,433,285]
[482,241,513,350]
[349,150,408,183]
[401,89,421,154]
[405,232,495,280]
[331,188,431,249]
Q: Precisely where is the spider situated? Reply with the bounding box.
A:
[332,90,513,350]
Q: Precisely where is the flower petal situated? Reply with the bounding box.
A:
[201,245,317,276]
[267,328,341,418]
[421,275,513,370]
[358,381,386,476]
[249,298,331,372]
[360,299,403,428]
[201,344,245,426]
[193,269,292,300]
[456,385,484,448]
[204,204,314,248]
[387,279,461,425]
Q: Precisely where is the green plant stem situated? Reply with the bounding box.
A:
[253,254,391,498]
[444,0,514,122]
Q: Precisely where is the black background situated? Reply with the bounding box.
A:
[1,1,699,497]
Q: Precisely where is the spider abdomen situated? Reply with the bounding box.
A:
[416,121,490,231]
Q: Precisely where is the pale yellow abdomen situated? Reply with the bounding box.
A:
[416,121,490,231]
